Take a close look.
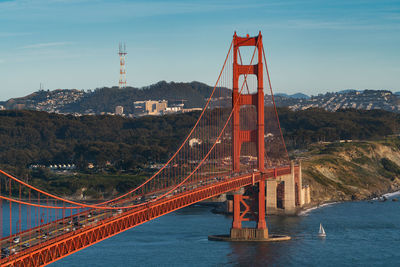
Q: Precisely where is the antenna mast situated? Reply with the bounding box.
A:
[118,42,127,88]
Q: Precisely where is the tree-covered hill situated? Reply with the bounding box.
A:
[1,108,399,170]
[1,81,231,114]
[278,108,400,149]
[0,110,200,170]
[1,108,399,198]
[62,81,230,113]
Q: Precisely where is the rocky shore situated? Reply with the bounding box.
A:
[300,138,400,206]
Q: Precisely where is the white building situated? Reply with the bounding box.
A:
[189,138,202,147]
[115,106,124,115]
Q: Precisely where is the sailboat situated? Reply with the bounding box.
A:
[318,223,326,237]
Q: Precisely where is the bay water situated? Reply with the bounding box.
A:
[50,193,400,266]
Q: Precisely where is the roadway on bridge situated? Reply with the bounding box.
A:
[0,174,229,260]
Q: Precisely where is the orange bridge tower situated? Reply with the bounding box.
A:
[230,32,268,239]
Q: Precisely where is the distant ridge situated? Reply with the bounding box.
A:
[277,89,400,113]
[0,81,230,115]
[338,89,359,94]
[275,93,310,99]
[2,84,400,115]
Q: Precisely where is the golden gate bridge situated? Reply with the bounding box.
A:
[0,32,303,266]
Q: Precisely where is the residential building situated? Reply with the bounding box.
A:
[115,105,124,115]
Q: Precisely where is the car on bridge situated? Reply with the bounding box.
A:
[1,248,10,259]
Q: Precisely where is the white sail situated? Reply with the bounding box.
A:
[318,223,326,237]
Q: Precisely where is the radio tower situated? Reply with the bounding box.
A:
[118,42,127,88]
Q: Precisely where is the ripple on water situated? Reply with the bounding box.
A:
[51,200,400,266]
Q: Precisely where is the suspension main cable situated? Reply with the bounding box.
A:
[0,41,234,209]
[0,37,260,211]
[262,45,289,157]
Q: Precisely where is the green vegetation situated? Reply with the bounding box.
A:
[29,172,149,199]
[62,81,229,113]
[278,107,400,149]
[2,108,398,171]
[380,158,400,180]
[302,138,400,203]
[352,155,370,165]
[0,110,202,197]
[1,107,400,198]
[0,110,200,169]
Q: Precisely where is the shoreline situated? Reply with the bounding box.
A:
[297,201,341,216]
[381,189,400,198]
[299,188,400,216]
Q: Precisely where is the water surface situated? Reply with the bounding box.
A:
[52,197,400,266]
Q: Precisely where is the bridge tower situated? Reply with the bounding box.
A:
[230,32,268,239]
[232,31,264,173]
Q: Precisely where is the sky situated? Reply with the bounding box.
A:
[0,0,399,100]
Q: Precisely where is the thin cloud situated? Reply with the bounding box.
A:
[0,32,33,37]
[20,42,74,49]
[268,19,400,31]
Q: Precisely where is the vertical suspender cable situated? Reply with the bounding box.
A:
[9,179,12,239]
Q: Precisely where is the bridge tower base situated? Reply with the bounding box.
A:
[208,181,290,242]
[208,31,291,243]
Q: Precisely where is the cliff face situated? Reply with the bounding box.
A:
[301,139,400,204]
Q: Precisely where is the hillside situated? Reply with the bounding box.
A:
[1,81,230,114]
[275,93,310,99]
[301,139,400,204]
[1,108,400,199]
[0,110,200,170]
[62,81,230,113]
[1,108,398,170]
[279,89,400,112]
[2,82,400,116]
[278,108,400,149]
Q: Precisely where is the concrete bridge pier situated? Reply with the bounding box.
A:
[209,175,290,242]
[266,179,277,214]
[266,161,311,215]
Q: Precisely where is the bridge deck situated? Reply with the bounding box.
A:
[1,167,291,266]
